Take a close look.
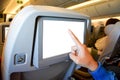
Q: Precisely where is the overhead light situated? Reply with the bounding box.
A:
[91,16,120,27]
[66,0,107,9]
[92,16,120,23]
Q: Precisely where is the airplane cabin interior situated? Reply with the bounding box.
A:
[0,0,120,80]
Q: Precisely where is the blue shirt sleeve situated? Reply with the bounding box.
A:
[88,62,118,80]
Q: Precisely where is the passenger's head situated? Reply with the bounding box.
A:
[104,18,119,35]
[105,18,119,26]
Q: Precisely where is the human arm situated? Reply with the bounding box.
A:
[68,30,117,80]
[68,29,98,71]
[89,62,117,80]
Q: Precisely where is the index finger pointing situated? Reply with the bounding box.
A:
[68,29,82,46]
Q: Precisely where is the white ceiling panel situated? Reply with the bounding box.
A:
[30,0,87,7]
[95,0,120,16]
[76,6,99,17]
[74,0,120,18]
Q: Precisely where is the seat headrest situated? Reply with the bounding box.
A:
[104,21,120,35]
[114,21,120,28]
[104,24,114,35]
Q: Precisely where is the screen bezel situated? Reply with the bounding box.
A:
[33,16,87,68]
[2,25,9,42]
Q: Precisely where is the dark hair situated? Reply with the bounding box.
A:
[9,18,13,22]
[105,18,119,26]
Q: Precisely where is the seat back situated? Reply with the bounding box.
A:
[98,22,120,63]
[1,5,90,80]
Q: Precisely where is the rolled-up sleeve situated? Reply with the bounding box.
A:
[88,62,118,80]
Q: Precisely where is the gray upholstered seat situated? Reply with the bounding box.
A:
[99,22,120,63]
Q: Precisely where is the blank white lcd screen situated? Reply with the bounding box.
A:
[5,27,9,38]
[43,20,85,59]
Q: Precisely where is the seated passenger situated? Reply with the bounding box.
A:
[95,18,120,55]
[88,18,119,60]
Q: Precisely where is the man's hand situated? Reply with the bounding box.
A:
[68,29,98,71]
